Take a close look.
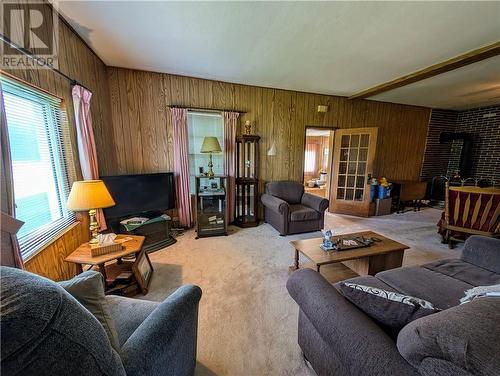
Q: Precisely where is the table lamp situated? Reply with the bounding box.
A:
[200,136,222,178]
[66,180,115,244]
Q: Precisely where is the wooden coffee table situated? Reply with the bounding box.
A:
[289,231,409,276]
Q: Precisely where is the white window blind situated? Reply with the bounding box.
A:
[1,77,76,260]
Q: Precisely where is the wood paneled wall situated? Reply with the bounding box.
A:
[1,2,112,280]
[24,215,89,281]
[104,68,431,200]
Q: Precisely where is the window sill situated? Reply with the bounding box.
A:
[23,221,83,263]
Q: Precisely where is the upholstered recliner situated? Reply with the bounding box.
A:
[261,181,329,235]
[0,267,202,376]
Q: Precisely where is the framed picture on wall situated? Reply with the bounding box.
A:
[132,250,154,294]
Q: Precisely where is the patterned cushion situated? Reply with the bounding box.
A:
[339,282,440,335]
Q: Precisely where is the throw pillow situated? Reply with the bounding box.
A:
[339,282,440,333]
[59,271,121,352]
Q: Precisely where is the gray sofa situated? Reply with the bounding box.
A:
[261,181,329,235]
[287,236,500,376]
[0,267,202,376]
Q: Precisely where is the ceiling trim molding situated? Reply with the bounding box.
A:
[349,41,500,100]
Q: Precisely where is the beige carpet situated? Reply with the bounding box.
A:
[143,208,462,376]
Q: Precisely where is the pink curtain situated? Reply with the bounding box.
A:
[72,85,107,230]
[171,108,192,227]
[0,82,24,268]
[223,111,239,223]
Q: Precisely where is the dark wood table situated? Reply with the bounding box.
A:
[65,235,145,293]
[289,231,409,276]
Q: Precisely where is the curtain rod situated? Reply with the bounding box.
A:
[0,34,91,92]
[168,105,247,114]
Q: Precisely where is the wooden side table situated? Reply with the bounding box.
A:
[65,235,147,295]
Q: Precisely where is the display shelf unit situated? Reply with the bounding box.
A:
[195,176,228,238]
[235,135,260,227]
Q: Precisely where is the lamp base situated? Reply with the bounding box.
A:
[207,153,215,178]
[88,209,100,244]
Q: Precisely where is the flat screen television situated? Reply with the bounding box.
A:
[101,173,175,221]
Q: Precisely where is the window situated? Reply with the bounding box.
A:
[304,143,318,173]
[1,77,76,260]
[187,112,224,194]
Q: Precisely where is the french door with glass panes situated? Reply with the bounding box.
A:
[330,128,378,217]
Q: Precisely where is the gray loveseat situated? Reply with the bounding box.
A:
[0,267,202,376]
[261,181,329,235]
[287,236,500,376]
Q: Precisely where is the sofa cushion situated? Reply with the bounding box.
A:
[0,267,125,376]
[266,181,304,204]
[423,259,500,287]
[59,271,121,352]
[397,297,500,375]
[376,266,473,309]
[289,204,320,221]
[339,282,439,335]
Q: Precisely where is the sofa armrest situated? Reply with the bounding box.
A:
[301,192,329,213]
[120,285,202,376]
[287,269,418,376]
[261,193,289,214]
[461,236,500,274]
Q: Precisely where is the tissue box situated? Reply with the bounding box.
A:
[90,242,123,257]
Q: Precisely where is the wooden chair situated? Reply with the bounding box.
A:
[439,183,500,248]
[392,180,427,213]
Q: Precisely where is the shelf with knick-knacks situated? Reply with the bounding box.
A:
[235,133,260,227]
[195,176,228,239]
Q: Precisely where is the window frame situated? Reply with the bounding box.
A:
[1,76,77,261]
[187,111,225,194]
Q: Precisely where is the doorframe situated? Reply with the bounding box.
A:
[302,126,338,206]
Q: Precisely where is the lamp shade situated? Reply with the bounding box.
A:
[200,136,222,153]
[66,180,115,211]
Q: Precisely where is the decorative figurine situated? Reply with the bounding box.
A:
[244,120,252,135]
[321,229,334,251]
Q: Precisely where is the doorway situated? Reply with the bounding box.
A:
[303,127,335,200]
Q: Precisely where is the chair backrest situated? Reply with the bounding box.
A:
[445,183,500,234]
[266,181,304,204]
[0,267,125,376]
[461,236,500,274]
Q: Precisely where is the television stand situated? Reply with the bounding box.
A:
[119,216,176,253]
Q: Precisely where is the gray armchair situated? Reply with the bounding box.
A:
[261,181,329,235]
[0,267,201,376]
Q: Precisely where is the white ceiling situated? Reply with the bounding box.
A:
[58,1,500,110]
[372,56,500,110]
